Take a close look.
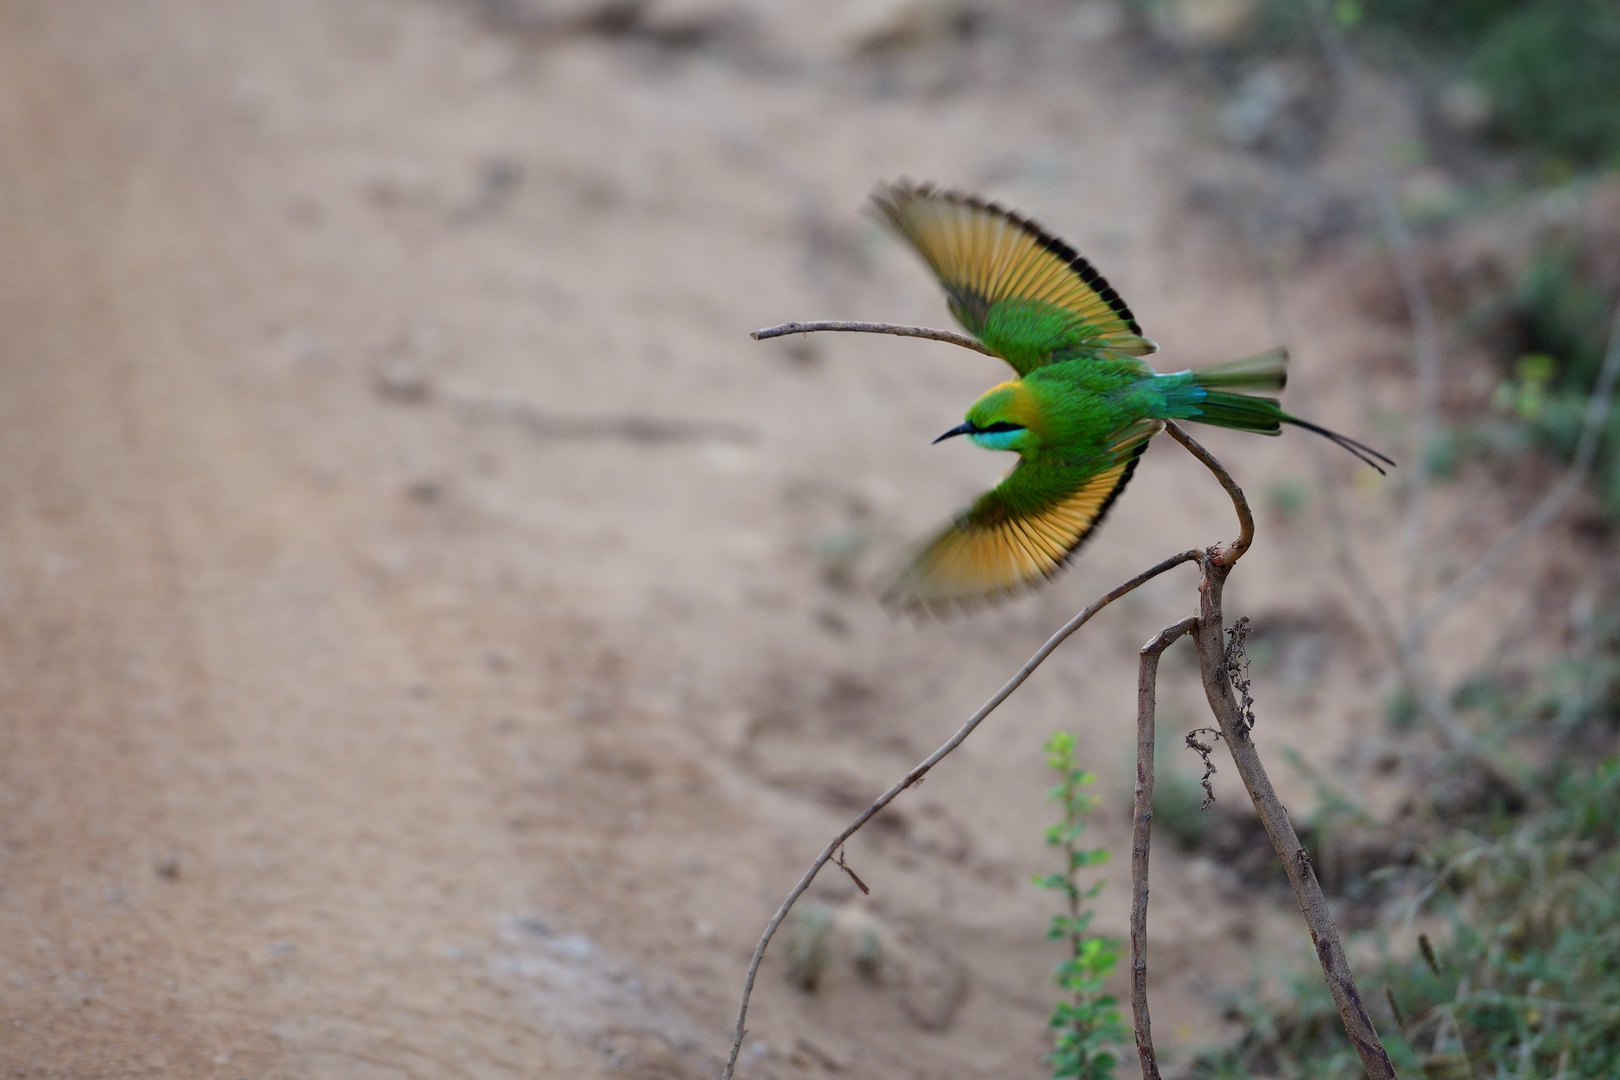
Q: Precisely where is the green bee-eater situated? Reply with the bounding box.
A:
[868,181,1392,614]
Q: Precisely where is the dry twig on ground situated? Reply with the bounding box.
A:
[1301,1,1620,809]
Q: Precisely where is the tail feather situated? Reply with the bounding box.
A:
[1194,390,1284,435]
[1282,415,1397,473]
[1177,346,1395,473]
[1191,346,1288,392]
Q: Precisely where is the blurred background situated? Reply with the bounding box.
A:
[0,0,1616,1076]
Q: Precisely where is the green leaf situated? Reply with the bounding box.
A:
[1036,730,1125,1079]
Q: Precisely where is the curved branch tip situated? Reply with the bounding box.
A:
[1164,422,1254,570]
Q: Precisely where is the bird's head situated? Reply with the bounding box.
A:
[933,381,1041,455]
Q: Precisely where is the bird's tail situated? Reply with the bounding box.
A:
[1190,346,1289,392]
[1159,347,1396,473]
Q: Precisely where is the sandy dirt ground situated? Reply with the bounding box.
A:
[0,2,1602,1077]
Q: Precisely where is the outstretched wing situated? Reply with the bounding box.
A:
[872,180,1158,376]
[881,424,1158,615]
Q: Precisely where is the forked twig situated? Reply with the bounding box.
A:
[718,547,1200,1080]
[751,320,995,357]
[1131,616,1199,1080]
[1188,611,1394,1076]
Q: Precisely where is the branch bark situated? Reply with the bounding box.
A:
[751,320,994,357]
[1131,617,1199,1080]
[1188,602,1393,1077]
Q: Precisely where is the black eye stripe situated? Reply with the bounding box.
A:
[978,421,1026,433]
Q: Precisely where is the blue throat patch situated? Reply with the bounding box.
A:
[969,429,1024,451]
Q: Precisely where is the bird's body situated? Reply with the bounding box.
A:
[866,180,1392,613]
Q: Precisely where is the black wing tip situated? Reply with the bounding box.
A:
[877,442,1150,620]
[869,178,1145,337]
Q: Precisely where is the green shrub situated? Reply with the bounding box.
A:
[1317,0,1620,166]
[1470,1,1620,167]
[1035,732,1128,1080]
[1191,759,1620,1078]
[1490,234,1620,513]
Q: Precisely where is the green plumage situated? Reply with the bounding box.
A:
[863,180,1391,613]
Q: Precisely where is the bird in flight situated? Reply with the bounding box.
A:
[868,180,1392,615]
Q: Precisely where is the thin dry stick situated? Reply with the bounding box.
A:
[1307,407,1530,796]
[1244,228,1531,802]
[1190,614,1394,1077]
[1308,0,1444,625]
[719,547,1200,1080]
[751,320,994,357]
[1406,299,1620,648]
[1168,429,1396,1079]
[1165,421,1253,561]
[1131,616,1199,1080]
[1309,21,1516,811]
[1192,622,1391,1078]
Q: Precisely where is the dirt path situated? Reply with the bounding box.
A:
[0,2,1585,1077]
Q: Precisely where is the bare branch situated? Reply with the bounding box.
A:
[751,320,994,357]
[1131,617,1198,1080]
[1407,299,1620,647]
[447,391,754,445]
[1162,423,1397,1074]
[1191,585,1396,1077]
[719,548,1201,1080]
[1165,421,1254,566]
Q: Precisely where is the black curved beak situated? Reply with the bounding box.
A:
[932,422,976,445]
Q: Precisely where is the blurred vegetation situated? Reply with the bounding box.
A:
[1188,596,1620,1077]
[1095,3,1620,1072]
[1481,227,1620,514]
[1035,732,1127,1080]
[783,900,834,992]
[1353,0,1620,168]
[1320,4,1620,511]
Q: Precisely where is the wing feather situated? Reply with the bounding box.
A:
[881,428,1156,615]
[872,180,1158,374]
